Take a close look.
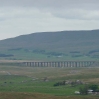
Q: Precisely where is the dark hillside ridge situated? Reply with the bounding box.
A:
[0,29,99,52]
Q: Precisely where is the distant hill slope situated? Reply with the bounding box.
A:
[0,29,99,52]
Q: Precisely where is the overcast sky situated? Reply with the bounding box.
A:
[0,0,99,40]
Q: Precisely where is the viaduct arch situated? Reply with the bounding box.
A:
[22,61,97,67]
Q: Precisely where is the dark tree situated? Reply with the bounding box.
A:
[79,85,88,95]
[89,84,98,92]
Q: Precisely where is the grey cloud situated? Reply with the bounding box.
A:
[51,9,99,20]
[0,0,99,9]
[0,0,99,40]
[0,0,99,20]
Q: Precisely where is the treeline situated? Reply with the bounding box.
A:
[69,51,84,58]
[87,49,99,58]
[70,50,99,58]
[32,49,86,57]
[0,54,14,57]
[70,51,81,53]
[32,49,66,56]
[54,80,83,87]
[8,48,99,58]
[8,48,22,51]
[88,49,99,54]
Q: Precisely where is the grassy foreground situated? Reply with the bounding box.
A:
[0,92,99,99]
[0,65,99,98]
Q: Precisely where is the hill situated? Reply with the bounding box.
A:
[0,29,99,52]
[0,29,99,60]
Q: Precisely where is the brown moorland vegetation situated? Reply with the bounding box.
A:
[0,92,99,99]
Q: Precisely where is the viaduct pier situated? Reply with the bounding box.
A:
[22,61,97,67]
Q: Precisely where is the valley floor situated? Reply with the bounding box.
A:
[0,65,99,99]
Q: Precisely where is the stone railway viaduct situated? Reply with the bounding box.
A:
[22,61,98,67]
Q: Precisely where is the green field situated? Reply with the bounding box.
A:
[0,49,99,61]
[0,64,99,98]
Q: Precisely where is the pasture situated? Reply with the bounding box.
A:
[0,49,99,61]
[0,64,99,99]
[0,65,99,99]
